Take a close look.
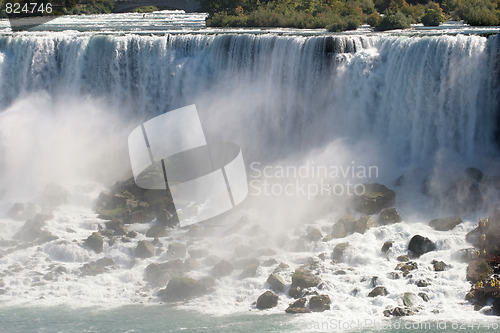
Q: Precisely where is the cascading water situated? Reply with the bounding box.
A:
[0,30,500,330]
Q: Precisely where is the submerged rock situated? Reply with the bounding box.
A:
[352,183,396,215]
[408,235,436,258]
[160,276,215,302]
[429,216,462,231]
[256,291,279,309]
[378,208,402,225]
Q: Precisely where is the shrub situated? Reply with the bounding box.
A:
[376,11,412,30]
[459,0,500,26]
[421,8,445,26]
[366,11,381,26]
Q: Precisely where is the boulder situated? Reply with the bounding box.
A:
[188,248,208,259]
[397,255,409,262]
[331,223,347,238]
[466,227,481,248]
[378,208,402,225]
[395,262,418,277]
[212,260,234,277]
[234,258,260,270]
[408,235,436,258]
[416,279,430,287]
[145,260,184,287]
[240,264,259,279]
[401,292,420,307]
[288,286,303,299]
[291,268,320,289]
[166,243,187,259]
[335,215,357,235]
[285,298,310,313]
[354,216,377,234]
[135,240,155,258]
[384,307,414,317]
[146,225,168,238]
[455,248,478,263]
[332,242,349,262]
[381,241,393,253]
[429,216,462,231]
[308,295,331,312]
[13,213,53,242]
[267,273,286,293]
[466,259,493,283]
[183,258,199,271]
[306,227,323,242]
[105,220,128,236]
[160,276,215,302]
[368,286,388,297]
[262,259,278,267]
[80,261,108,276]
[85,232,103,253]
[432,260,449,272]
[256,291,279,309]
[352,183,396,215]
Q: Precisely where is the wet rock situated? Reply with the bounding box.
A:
[355,216,377,234]
[105,220,128,236]
[43,272,54,281]
[234,258,260,270]
[203,255,221,266]
[80,261,108,276]
[466,259,493,283]
[455,248,478,263]
[387,272,400,279]
[267,273,286,293]
[331,223,347,239]
[188,248,208,259]
[378,208,402,225]
[368,286,388,297]
[7,202,35,221]
[234,244,253,258]
[127,231,137,238]
[334,215,357,235]
[13,213,53,242]
[332,242,349,262]
[159,276,215,302]
[395,262,418,277]
[41,183,68,209]
[429,216,462,231]
[397,255,409,262]
[85,232,103,253]
[432,260,449,271]
[166,243,187,259]
[408,235,436,258]
[290,238,307,252]
[416,279,430,287]
[240,264,259,279]
[381,241,393,253]
[291,268,320,289]
[273,262,290,274]
[288,286,303,299]
[212,260,234,277]
[308,295,331,312]
[306,226,323,242]
[135,240,155,258]
[145,260,184,287]
[96,257,114,267]
[146,225,168,238]
[465,167,484,182]
[183,258,199,271]
[402,292,420,307]
[256,291,279,309]
[466,227,481,248]
[419,292,429,302]
[262,259,278,267]
[285,298,311,313]
[384,307,414,317]
[353,183,396,215]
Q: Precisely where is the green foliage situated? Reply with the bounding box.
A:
[421,7,445,25]
[458,0,500,25]
[71,0,114,14]
[133,6,159,13]
[366,11,381,25]
[376,10,412,30]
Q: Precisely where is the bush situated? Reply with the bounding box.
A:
[459,0,500,26]
[366,11,381,26]
[376,11,412,30]
[421,8,445,26]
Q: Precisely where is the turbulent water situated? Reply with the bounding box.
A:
[0,12,500,332]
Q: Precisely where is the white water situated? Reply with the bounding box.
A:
[0,16,500,330]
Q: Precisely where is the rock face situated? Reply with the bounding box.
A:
[291,268,320,289]
[352,183,396,215]
[256,291,279,309]
[160,276,215,302]
[408,235,436,258]
[368,286,388,297]
[308,295,331,312]
[466,259,493,283]
[135,240,155,258]
[85,232,104,253]
[212,260,234,277]
[354,216,377,234]
[429,216,462,231]
[378,208,402,225]
[267,273,286,293]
